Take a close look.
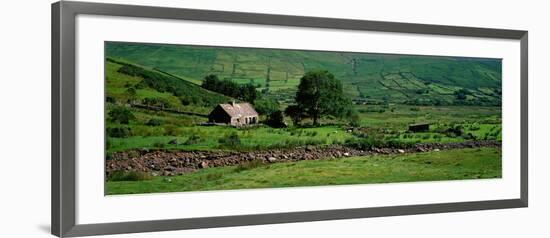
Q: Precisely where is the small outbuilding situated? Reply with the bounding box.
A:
[408,123,430,132]
[208,101,259,126]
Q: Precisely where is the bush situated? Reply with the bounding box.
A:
[107,127,132,138]
[266,110,286,128]
[254,98,280,115]
[107,170,152,181]
[108,106,135,124]
[218,132,241,147]
[445,125,464,137]
[146,118,163,126]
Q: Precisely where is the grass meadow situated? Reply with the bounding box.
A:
[107,147,501,194]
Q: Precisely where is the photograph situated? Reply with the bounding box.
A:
[104,41,502,195]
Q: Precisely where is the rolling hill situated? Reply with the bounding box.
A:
[106,41,502,106]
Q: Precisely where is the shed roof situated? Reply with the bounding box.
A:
[218,102,258,118]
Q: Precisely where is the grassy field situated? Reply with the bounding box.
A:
[106,147,502,194]
[104,42,502,195]
[105,59,501,154]
[106,100,501,154]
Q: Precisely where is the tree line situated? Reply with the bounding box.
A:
[201,74,258,103]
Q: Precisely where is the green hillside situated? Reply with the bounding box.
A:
[106,42,502,106]
[106,58,230,114]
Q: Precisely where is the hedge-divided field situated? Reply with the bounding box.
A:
[105,59,501,154]
[106,42,502,106]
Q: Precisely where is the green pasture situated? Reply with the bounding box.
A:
[106,147,502,194]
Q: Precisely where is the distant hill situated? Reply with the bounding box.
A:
[106,42,502,106]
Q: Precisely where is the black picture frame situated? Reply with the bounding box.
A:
[52,1,528,237]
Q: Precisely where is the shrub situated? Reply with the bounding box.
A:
[266,110,286,128]
[445,125,464,137]
[146,118,163,126]
[254,98,280,115]
[107,127,132,138]
[108,106,135,124]
[107,170,152,181]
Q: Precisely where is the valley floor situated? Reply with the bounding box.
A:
[106,147,501,195]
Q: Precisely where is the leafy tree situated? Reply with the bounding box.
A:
[266,110,286,128]
[284,104,304,126]
[295,70,353,125]
[201,74,259,102]
[107,126,132,138]
[241,83,258,102]
[254,98,279,115]
[108,106,135,124]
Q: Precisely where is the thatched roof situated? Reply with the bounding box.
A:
[218,102,258,118]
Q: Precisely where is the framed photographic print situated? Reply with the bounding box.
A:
[52,1,528,237]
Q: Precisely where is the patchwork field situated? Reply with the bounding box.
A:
[104,42,502,194]
[107,42,502,106]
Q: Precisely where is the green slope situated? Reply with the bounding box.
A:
[106,42,502,106]
[105,58,231,114]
